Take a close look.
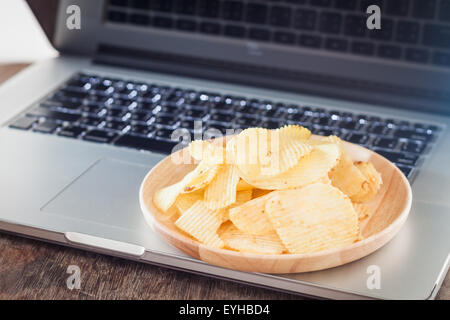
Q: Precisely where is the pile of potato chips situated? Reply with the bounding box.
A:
[153,125,382,254]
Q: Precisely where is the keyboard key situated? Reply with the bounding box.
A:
[104,120,128,131]
[423,24,450,49]
[248,28,270,41]
[115,134,178,154]
[270,6,292,27]
[58,125,85,138]
[153,16,173,29]
[28,107,81,122]
[129,124,153,136]
[335,0,357,10]
[369,18,393,40]
[412,0,436,19]
[131,0,150,9]
[374,149,419,166]
[174,0,196,14]
[9,116,37,130]
[176,19,197,31]
[155,114,179,126]
[209,112,234,123]
[80,115,102,127]
[352,41,375,55]
[260,120,282,129]
[345,132,369,145]
[151,0,172,12]
[234,116,261,128]
[320,12,342,34]
[386,0,409,16]
[200,22,221,34]
[372,137,398,149]
[129,14,150,26]
[339,119,362,131]
[325,38,348,52]
[378,45,402,59]
[440,0,450,21]
[83,129,117,143]
[344,15,367,37]
[293,9,316,30]
[401,140,427,154]
[432,52,450,67]
[274,31,295,45]
[394,129,434,141]
[224,25,245,38]
[298,34,322,48]
[405,48,429,63]
[33,120,59,134]
[311,0,332,7]
[222,1,243,21]
[198,0,220,18]
[246,3,268,24]
[154,128,176,140]
[396,21,420,44]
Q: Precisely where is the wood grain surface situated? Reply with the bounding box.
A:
[0,64,448,300]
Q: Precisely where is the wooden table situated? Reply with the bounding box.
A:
[0,64,448,300]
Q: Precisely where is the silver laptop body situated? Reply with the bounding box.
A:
[0,0,449,299]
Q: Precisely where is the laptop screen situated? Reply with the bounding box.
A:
[53,0,450,114]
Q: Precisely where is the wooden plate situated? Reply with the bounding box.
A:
[139,137,412,274]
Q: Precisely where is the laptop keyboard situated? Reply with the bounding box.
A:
[8,72,441,179]
[105,0,450,68]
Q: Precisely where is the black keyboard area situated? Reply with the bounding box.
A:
[8,72,441,179]
[105,0,450,68]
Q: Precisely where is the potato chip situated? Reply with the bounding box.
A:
[251,189,272,198]
[153,161,218,212]
[175,191,204,214]
[222,190,254,222]
[277,125,311,140]
[188,140,225,165]
[351,161,382,203]
[324,136,368,198]
[236,179,254,191]
[182,161,219,193]
[219,221,285,254]
[265,183,359,254]
[175,200,224,248]
[204,165,240,210]
[229,192,275,235]
[234,127,313,178]
[353,202,370,221]
[238,143,339,190]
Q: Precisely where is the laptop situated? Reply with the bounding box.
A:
[1,0,449,299]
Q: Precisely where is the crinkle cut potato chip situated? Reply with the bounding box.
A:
[175,200,224,248]
[204,165,240,210]
[351,161,383,203]
[238,143,340,190]
[324,136,368,199]
[153,160,218,212]
[236,179,253,191]
[233,127,313,178]
[175,191,204,214]
[265,183,359,254]
[219,221,285,254]
[278,125,311,140]
[188,140,225,165]
[229,192,275,235]
[353,203,370,221]
[151,124,385,257]
[222,189,254,222]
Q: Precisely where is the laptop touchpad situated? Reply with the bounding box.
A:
[42,158,153,229]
